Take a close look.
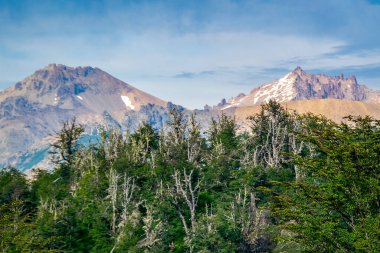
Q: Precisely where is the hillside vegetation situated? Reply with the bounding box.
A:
[0,101,379,252]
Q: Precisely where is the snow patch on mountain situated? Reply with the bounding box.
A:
[121,95,135,110]
[220,93,246,110]
[253,72,296,104]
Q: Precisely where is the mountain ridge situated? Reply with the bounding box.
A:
[216,67,380,109]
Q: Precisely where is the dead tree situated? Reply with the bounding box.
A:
[109,173,139,253]
[107,169,119,234]
[288,114,305,181]
[249,101,289,168]
[225,187,269,251]
[169,169,200,242]
[187,114,203,164]
[100,128,124,163]
[263,114,288,167]
[138,204,164,251]
[50,117,84,167]
[120,174,136,228]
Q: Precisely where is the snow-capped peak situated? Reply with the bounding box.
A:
[219,70,298,109]
[216,66,372,110]
[251,72,297,104]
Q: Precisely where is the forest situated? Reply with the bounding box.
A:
[0,101,379,252]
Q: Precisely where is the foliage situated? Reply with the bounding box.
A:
[0,168,30,205]
[273,115,380,252]
[50,117,84,167]
[0,200,57,252]
[0,101,378,252]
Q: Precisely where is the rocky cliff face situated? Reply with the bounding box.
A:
[217,67,380,109]
[0,64,173,170]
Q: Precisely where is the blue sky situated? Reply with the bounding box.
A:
[1,0,380,109]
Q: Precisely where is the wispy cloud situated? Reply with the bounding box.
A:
[174,70,216,79]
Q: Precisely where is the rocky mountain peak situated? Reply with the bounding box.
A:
[292,66,306,76]
[42,63,95,72]
[8,65,99,102]
[32,64,98,82]
[216,67,380,110]
[348,75,357,83]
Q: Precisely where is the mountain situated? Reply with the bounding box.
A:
[0,64,166,117]
[217,67,380,109]
[0,64,172,170]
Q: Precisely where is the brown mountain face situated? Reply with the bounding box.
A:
[0,64,170,170]
[230,99,380,125]
[217,67,380,109]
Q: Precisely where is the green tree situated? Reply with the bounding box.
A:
[208,113,238,152]
[205,113,239,190]
[49,117,84,185]
[0,200,57,252]
[0,168,30,205]
[274,115,380,252]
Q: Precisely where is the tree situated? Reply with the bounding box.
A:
[163,108,188,166]
[0,200,57,252]
[205,113,240,190]
[50,117,84,167]
[0,168,30,205]
[186,113,205,165]
[130,121,159,164]
[169,169,201,252]
[274,115,380,252]
[208,113,238,152]
[248,100,292,168]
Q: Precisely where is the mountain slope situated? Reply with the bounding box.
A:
[231,99,380,124]
[0,64,170,170]
[218,67,380,109]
